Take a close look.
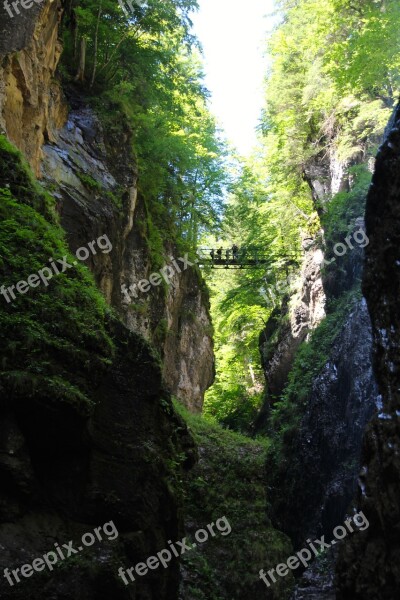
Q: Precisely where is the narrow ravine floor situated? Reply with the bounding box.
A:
[291,559,336,600]
[293,586,335,600]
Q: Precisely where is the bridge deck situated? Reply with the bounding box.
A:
[196,249,297,269]
[198,258,272,268]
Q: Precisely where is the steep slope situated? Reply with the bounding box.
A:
[0,1,213,410]
[0,135,195,600]
[265,295,377,547]
[40,93,214,411]
[0,3,212,599]
[336,103,400,600]
[258,163,377,550]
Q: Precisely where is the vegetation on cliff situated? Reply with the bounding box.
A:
[0,135,114,412]
[175,401,294,600]
[1,1,399,598]
[60,0,229,254]
[203,0,399,430]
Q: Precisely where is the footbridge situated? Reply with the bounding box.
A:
[196,248,298,270]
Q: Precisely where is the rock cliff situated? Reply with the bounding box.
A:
[40,97,214,412]
[0,3,213,599]
[336,102,400,600]
[0,1,213,411]
[0,0,66,175]
[259,128,378,549]
[259,241,326,403]
[267,299,377,547]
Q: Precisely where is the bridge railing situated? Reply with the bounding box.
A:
[196,249,300,270]
[197,248,272,268]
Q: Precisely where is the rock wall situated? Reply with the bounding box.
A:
[268,299,377,547]
[0,1,67,176]
[0,318,196,600]
[259,138,377,549]
[0,3,213,600]
[0,2,213,411]
[40,98,213,412]
[336,103,400,599]
[259,241,326,402]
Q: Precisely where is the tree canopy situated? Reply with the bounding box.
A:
[61,0,229,250]
[202,0,399,430]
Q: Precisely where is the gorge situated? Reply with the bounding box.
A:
[0,1,399,599]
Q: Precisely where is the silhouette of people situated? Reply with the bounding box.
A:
[210,249,215,260]
[216,247,223,260]
[232,243,239,261]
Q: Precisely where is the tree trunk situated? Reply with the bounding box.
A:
[75,37,87,82]
[90,2,103,88]
[73,24,78,59]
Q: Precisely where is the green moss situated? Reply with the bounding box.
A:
[322,164,371,239]
[285,290,360,406]
[77,171,123,209]
[266,287,361,485]
[264,165,369,445]
[0,136,114,413]
[145,207,166,271]
[153,318,168,345]
[175,402,294,600]
[0,135,56,222]
[128,301,149,315]
[77,171,102,191]
[91,95,194,269]
[306,211,322,237]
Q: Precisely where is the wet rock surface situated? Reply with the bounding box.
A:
[0,313,196,600]
[292,553,336,600]
[293,583,335,600]
[336,104,400,599]
[266,299,377,548]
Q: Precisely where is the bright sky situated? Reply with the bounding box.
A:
[191,0,277,156]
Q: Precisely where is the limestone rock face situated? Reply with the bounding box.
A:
[40,100,214,412]
[162,269,214,412]
[258,135,377,553]
[0,4,212,600]
[0,1,67,175]
[0,2,213,413]
[259,242,326,401]
[336,103,400,600]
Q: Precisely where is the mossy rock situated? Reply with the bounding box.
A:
[0,135,114,413]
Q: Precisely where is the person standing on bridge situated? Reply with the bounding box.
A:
[232,243,239,261]
[216,247,223,260]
